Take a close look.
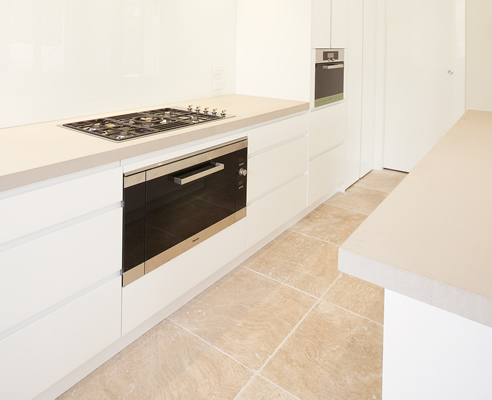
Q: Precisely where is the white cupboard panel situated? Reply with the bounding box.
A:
[308,144,345,206]
[331,0,349,48]
[311,0,332,48]
[248,136,308,203]
[309,103,346,159]
[246,174,307,248]
[122,219,246,335]
[0,167,122,245]
[0,277,121,400]
[247,113,308,155]
[0,209,122,335]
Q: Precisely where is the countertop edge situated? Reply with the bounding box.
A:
[338,247,492,328]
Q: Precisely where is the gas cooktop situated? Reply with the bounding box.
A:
[61,106,233,141]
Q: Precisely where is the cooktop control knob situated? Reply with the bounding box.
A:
[238,168,247,177]
[195,106,201,112]
[204,107,209,114]
[221,110,227,116]
[188,105,193,111]
[212,108,218,115]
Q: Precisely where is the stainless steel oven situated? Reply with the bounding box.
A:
[122,138,247,286]
[314,48,344,107]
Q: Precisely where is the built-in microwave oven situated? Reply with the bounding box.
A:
[314,48,344,107]
[122,138,247,286]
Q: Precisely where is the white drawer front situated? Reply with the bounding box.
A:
[0,166,122,245]
[246,174,307,248]
[0,277,121,400]
[309,102,346,159]
[0,209,122,335]
[248,136,308,203]
[122,219,246,335]
[308,144,345,206]
[247,113,308,155]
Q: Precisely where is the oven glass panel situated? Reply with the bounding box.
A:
[315,62,344,107]
[145,149,245,262]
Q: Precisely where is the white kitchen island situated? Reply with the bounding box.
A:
[339,110,492,399]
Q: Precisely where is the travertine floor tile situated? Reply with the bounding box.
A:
[57,320,251,400]
[325,185,388,215]
[262,302,383,400]
[324,274,385,324]
[354,169,407,193]
[242,230,340,298]
[170,267,315,370]
[237,376,298,400]
[290,204,366,245]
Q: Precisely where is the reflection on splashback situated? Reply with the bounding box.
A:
[0,0,236,128]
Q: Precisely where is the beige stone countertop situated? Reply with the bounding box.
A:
[0,94,308,193]
[339,110,492,327]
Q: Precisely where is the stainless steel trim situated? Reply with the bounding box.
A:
[315,48,344,63]
[124,172,145,188]
[173,162,224,185]
[145,210,244,274]
[235,207,247,222]
[125,137,247,178]
[322,64,344,70]
[122,263,145,287]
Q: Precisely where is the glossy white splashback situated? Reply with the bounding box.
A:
[0,0,236,128]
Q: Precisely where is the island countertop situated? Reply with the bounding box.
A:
[0,94,308,193]
[339,110,492,327]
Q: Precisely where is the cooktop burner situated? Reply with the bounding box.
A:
[61,106,233,141]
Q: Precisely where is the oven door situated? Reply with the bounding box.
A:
[122,139,247,286]
[314,61,344,107]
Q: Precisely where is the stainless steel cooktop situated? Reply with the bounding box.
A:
[61,106,233,141]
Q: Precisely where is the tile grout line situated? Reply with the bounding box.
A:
[166,319,255,374]
[286,229,345,247]
[233,274,345,400]
[241,265,321,301]
[320,297,385,327]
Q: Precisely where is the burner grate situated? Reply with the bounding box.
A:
[61,107,231,141]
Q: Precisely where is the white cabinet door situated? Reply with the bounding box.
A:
[331,0,349,48]
[311,0,332,48]
[384,0,465,172]
[0,209,122,335]
[0,277,121,400]
[248,136,309,203]
[308,143,345,205]
[246,174,307,248]
[309,103,346,159]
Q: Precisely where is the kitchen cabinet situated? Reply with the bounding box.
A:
[312,0,349,49]
[384,0,465,172]
[0,165,123,400]
[246,113,309,247]
[345,0,380,187]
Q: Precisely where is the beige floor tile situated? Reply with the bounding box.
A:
[290,204,367,245]
[237,376,298,400]
[262,302,383,400]
[242,230,340,298]
[325,185,388,215]
[57,320,251,400]
[354,169,407,193]
[324,274,385,325]
[170,267,315,370]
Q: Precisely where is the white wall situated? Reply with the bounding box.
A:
[0,0,236,129]
[235,0,311,102]
[466,0,492,112]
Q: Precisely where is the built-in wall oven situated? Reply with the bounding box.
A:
[122,138,248,286]
[314,48,344,107]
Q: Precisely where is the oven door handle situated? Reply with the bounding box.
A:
[320,64,344,70]
[173,162,224,185]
